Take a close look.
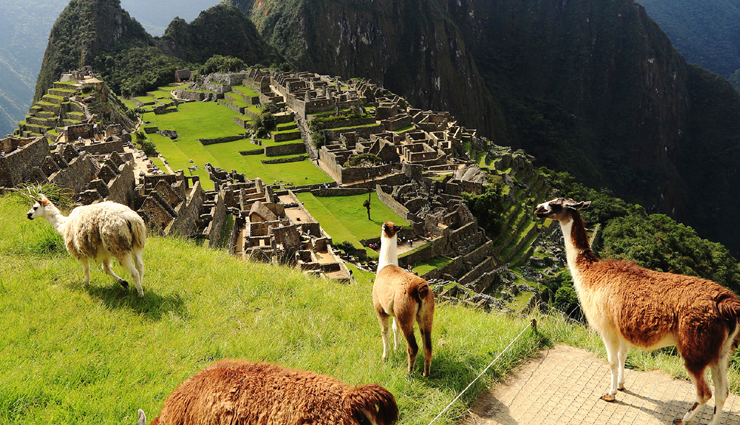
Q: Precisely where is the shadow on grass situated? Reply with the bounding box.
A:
[80,281,188,321]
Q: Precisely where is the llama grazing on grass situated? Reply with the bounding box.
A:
[27,194,147,297]
[534,197,740,425]
[373,221,435,376]
[136,360,399,425]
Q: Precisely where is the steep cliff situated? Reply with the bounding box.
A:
[231,0,740,254]
[156,3,281,66]
[34,0,152,101]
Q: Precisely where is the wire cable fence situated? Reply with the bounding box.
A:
[427,318,538,425]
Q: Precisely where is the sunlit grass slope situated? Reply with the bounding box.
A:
[0,194,549,425]
[3,193,730,425]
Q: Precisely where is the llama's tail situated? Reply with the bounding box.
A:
[717,293,740,339]
[344,384,398,425]
[127,212,147,249]
[409,279,432,305]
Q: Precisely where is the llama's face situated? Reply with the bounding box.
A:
[534,198,589,221]
[26,196,49,220]
[382,221,401,239]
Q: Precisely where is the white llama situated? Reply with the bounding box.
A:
[27,195,147,296]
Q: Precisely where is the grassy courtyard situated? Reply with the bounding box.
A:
[296,192,411,258]
[139,99,332,190]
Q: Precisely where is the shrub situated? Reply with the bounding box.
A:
[138,139,157,156]
[346,153,382,167]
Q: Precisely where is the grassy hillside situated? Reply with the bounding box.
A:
[0,193,548,424]
[5,188,740,423]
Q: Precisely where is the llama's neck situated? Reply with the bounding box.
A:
[559,213,598,278]
[377,234,398,273]
[42,204,68,235]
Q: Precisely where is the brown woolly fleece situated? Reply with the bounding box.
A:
[147,360,398,425]
[373,265,435,376]
[535,197,740,425]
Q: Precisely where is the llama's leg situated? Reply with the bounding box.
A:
[600,334,621,402]
[79,257,90,286]
[707,335,734,425]
[675,366,711,425]
[398,317,419,376]
[707,363,728,425]
[392,317,399,350]
[417,316,433,377]
[101,257,128,289]
[133,248,145,285]
[119,254,143,296]
[617,340,630,390]
[376,311,391,362]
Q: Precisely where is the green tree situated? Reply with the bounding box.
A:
[199,55,245,74]
[601,214,740,293]
[462,184,507,237]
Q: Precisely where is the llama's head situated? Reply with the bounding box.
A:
[381,221,402,239]
[534,198,590,221]
[26,194,51,220]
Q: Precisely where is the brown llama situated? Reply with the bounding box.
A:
[137,360,398,425]
[535,197,740,425]
[373,221,435,376]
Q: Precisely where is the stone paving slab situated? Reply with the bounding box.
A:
[462,345,740,425]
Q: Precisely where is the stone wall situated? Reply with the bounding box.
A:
[199,135,247,146]
[107,161,136,207]
[323,124,384,141]
[261,155,307,164]
[377,184,412,221]
[204,190,227,248]
[337,164,395,184]
[49,153,99,194]
[264,142,305,157]
[272,130,302,142]
[169,181,206,237]
[0,137,50,187]
[77,139,124,155]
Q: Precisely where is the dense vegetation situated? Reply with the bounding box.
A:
[94,46,184,96]
[541,168,740,298]
[34,0,280,100]
[34,0,154,100]
[156,3,281,67]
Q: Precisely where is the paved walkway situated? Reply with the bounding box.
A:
[462,345,740,425]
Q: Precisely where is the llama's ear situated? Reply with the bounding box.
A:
[137,409,147,425]
[565,200,590,210]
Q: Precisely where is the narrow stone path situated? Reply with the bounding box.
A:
[461,345,740,425]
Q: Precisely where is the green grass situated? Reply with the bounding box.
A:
[231,85,259,98]
[296,192,411,258]
[412,256,453,275]
[0,193,548,425]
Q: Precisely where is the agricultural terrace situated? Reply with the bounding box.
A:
[296,192,410,258]
[138,99,332,190]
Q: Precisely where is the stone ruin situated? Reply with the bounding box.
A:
[205,163,352,281]
[135,173,227,248]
